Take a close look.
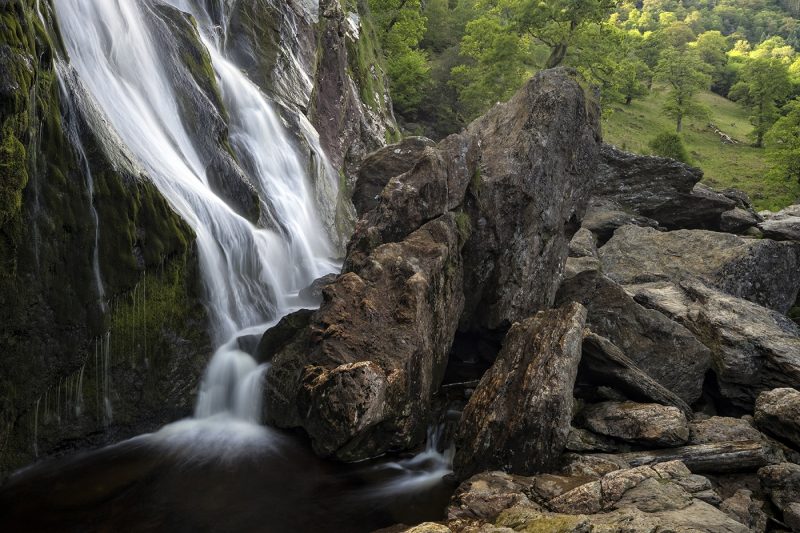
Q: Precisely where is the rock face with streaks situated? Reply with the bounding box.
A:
[263,69,601,461]
[574,401,690,447]
[454,303,587,478]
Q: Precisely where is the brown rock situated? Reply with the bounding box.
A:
[454,303,587,478]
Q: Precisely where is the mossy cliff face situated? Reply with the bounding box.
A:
[0,0,210,476]
[222,0,398,201]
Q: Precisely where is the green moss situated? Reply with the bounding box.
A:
[495,506,588,533]
[0,130,28,227]
[454,209,472,241]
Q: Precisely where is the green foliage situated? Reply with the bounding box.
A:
[729,56,792,146]
[648,131,691,162]
[765,97,800,183]
[0,129,28,228]
[655,48,712,131]
[368,0,431,116]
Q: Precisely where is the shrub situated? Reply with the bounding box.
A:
[648,131,691,163]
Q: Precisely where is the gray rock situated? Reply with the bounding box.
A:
[297,273,338,305]
[720,207,761,234]
[568,228,598,259]
[594,144,736,230]
[760,211,800,242]
[454,303,587,478]
[759,462,800,528]
[580,198,660,244]
[580,332,692,416]
[600,224,800,313]
[689,416,764,445]
[460,68,600,330]
[566,427,623,453]
[575,401,689,447]
[351,136,436,215]
[617,440,784,473]
[630,280,800,410]
[754,388,800,449]
[720,489,768,532]
[447,471,538,521]
[556,270,711,404]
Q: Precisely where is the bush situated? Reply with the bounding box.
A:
[648,132,691,163]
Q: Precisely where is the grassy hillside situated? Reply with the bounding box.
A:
[603,88,800,212]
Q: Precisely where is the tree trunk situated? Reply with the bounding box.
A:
[676,115,682,133]
[546,42,568,69]
[625,95,633,105]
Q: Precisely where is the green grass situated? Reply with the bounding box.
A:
[603,88,800,211]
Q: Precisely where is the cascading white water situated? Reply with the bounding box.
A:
[54,0,339,422]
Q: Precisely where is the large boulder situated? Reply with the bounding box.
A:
[759,204,800,242]
[351,136,436,216]
[459,68,600,330]
[264,214,465,460]
[262,69,601,462]
[451,461,749,532]
[594,144,736,230]
[754,388,800,448]
[454,303,587,478]
[600,225,800,314]
[574,401,690,447]
[630,280,800,410]
[556,270,711,404]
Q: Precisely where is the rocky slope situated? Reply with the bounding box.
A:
[0,0,396,475]
[256,65,800,530]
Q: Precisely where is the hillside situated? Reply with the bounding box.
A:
[604,89,800,211]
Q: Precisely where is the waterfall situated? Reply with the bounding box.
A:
[53,0,339,422]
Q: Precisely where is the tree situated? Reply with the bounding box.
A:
[765,98,800,183]
[691,30,731,93]
[515,0,618,68]
[368,0,431,115]
[728,57,791,147]
[451,4,530,119]
[654,49,711,132]
[649,131,691,163]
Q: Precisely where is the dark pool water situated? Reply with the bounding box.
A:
[0,417,455,533]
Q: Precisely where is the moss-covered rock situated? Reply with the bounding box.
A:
[0,0,210,476]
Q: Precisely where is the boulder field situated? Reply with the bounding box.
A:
[258,68,800,531]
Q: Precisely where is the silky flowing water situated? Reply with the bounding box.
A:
[0,2,454,531]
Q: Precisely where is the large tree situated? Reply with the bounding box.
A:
[654,48,711,132]
[765,98,800,183]
[516,0,618,68]
[729,57,792,147]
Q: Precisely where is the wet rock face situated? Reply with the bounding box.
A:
[265,214,466,459]
[600,225,800,314]
[0,1,211,474]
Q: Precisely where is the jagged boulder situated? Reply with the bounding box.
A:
[689,416,764,445]
[454,303,587,478]
[264,214,465,460]
[574,401,690,447]
[600,224,800,314]
[759,462,800,530]
[351,136,435,215]
[720,207,761,234]
[594,144,736,230]
[449,461,749,532]
[556,270,711,404]
[759,204,800,242]
[630,280,800,410]
[459,69,600,330]
[580,198,661,244]
[754,388,800,448]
